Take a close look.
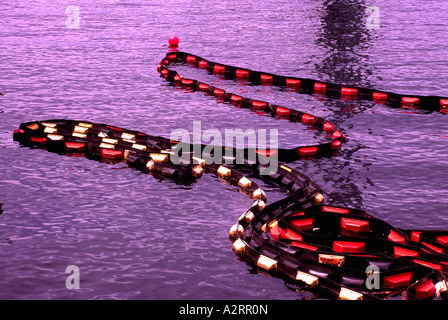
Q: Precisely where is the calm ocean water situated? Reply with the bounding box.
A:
[0,0,447,300]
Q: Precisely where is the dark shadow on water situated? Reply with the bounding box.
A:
[315,0,374,87]
[310,0,377,210]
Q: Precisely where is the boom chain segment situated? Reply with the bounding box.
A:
[12,51,448,300]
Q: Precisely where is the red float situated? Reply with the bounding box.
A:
[30,136,47,145]
[290,217,314,231]
[333,241,365,253]
[401,97,420,107]
[255,149,277,157]
[65,142,86,153]
[260,74,273,84]
[214,65,225,75]
[166,53,177,62]
[341,87,357,98]
[388,230,406,244]
[298,146,318,157]
[101,149,123,160]
[373,92,388,103]
[198,83,210,92]
[394,246,419,258]
[230,95,243,104]
[301,114,315,125]
[252,101,267,109]
[415,279,436,299]
[276,106,290,117]
[314,83,326,94]
[280,229,303,242]
[341,218,369,233]
[168,35,179,46]
[213,89,225,97]
[186,55,196,64]
[323,122,334,133]
[412,259,443,272]
[331,140,342,150]
[440,99,448,113]
[291,242,318,251]
[322,206,349,214]
[436,235,448,246]
[411,231,422,242]
[383,271,413,288]
[422,242,444,254]
[181,79,194,87]
[285,79,301,89]
[236,70,249,80]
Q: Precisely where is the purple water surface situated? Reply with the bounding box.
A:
[0,0,447,300]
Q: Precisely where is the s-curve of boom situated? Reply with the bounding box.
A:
[13,50,448,300]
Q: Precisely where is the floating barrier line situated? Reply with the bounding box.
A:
[11,50,448,300]
[159,51,448,114]
[158,52,347,162]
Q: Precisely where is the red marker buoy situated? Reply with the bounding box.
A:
[168,35,179,46]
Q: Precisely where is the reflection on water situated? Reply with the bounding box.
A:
[306,0,373,210]
[315,0,374,87]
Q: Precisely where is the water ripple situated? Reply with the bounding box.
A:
[0,0,447,300]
